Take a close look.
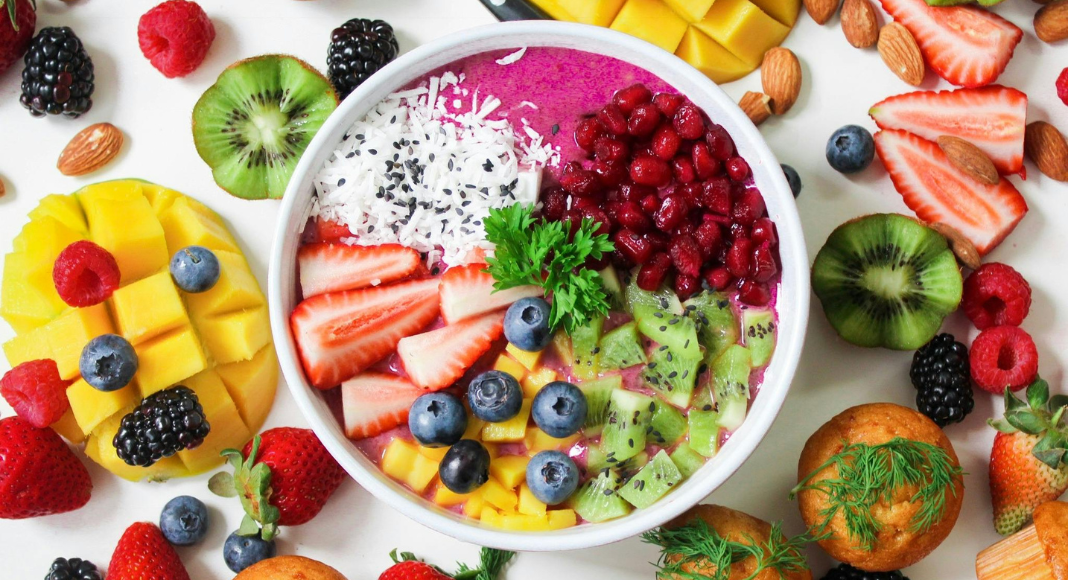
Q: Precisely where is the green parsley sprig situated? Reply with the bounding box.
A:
[788,437,963,551]
[482,203,614,334]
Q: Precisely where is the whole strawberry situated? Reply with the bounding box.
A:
[379,548,514,580]
[0,0,35,76]
[989,378,1068,535]
[0,416,91,519]
[138,0,215,78]
[108,522,191,580]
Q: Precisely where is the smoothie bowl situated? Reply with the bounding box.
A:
[268,21,809,551]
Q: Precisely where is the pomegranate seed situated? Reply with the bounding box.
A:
[730,222,750,242]
[613,229,654,265]
[644,231,669,253]
[613,84,652,115]
[584,253,611,271]
[637,252,672,291]
[692,142,721,180]
[619,183,654,203]
[651,125,681,160]
[705,124,735,161]
[751,242,778,282]
[617,201,652,233]
[703,212,731,228]
[581,207,613,236]
[673,103,705,140]
[751,218,778,248]
[593,159,628,187]
[672,156,696,183]
[694,220,723,258]
[630,154,672,187]
[594,137,629,162]
[560,162,602,197]
[572,195,602,211]
[597,104,628,136]
[653,93,686,117]
[541,186,569,221]
[640,194,662,215]
[702,178,732,216]
[704,266,733,291]
[670,234,703,278]
[727,238,753,278]
[674,273,701,300]
[677,183,703,206]
[655,194,690,232]
[628,103,661,137]
[575,117,606,151]
[563,209,584,238]
[605,200,623,223]
[726,156,750,182]
[731,189,766,226]
[738,278,771,306]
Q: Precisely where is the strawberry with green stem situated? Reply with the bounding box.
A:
[0,0,34,76]
[379,548,515,580]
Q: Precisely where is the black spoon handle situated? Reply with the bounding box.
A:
[478,0,550,21]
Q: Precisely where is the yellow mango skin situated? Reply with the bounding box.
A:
[694,0,791,67]
[675,27,754,84]
[215,343,279,432]
[611,0,689,53]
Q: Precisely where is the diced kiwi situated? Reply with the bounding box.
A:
[643,344,702,408]
[625,275,683,323]
[649,400,687,447]
[579,375,622,432]
[618,450,682,509]
[716,395,748,433]
[600,389,654,463]
[571,315,604,380]
[192,55,339,200]
[597,266,625,310]
[684,291,740,363]
[687,409,720,458]
[742,308,776,368]
[571,469,633,523]
[811,213,964,351]
[599,321,647,371]
[669,443,705,478]
[712,345,751,432]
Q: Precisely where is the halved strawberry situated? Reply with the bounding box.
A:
[341,372,425,439]
[398,311,505,391]
[880,0,1022,88]
[870,86,1027,176]
[290,278,441,389]
[874,129,1028,255]
[439,264,542,324]
[299,243,422,298]
[311,218,352,243]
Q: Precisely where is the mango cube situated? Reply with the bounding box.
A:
[3,304,111,380]
[112,271,189,345]
[419,445,450,462]
[184,251,264,316]
[82,190,169,284]
[481,400,531,442]
[481,477,518,512]
[13,216,83,262]
[492,354,527,382]
[551,333,574,367]
[194,307,271,364]
[490,455,530,489]
[548,509,578,530]
[177,371,252,474]
[480,506,505,528]
[463,494,486,519]
[500,513,552,531]
[611,0,689,53]
[664,0,715,20]
[434,484,476,507]
[676,27,753,84]
[506,343,543,371]
[2,323,51,370]
[215,344,279,432]
[67,379,139,435]
[525,427,580,453]
[135,327,208,396]
[160,196,240,255]
[77,179,144,202]
[693,0,791,67]
[1,252,66,333]
[530,0,626,26]
[28,194,88,233]
[750,0,802,26]
[86,411,190,482]
[382,438,439,493]
[51,409,86,444]
[521,368,557,399]
[463,416,486,441]
[518,484,547,516]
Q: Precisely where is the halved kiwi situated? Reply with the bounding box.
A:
[812,213,962,350]
[192,55,338,200]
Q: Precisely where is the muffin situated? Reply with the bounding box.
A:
[233,556,348,580]
[977,500,1068,580]
[795,403,964,571]
[1037,501,1068,580]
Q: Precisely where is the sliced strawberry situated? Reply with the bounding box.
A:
[870,86,1027,176]
[290,278,441,389]
[312,218,352,243]
[298,243,422,298]
[399,311,505,391]
[341,372,426,439]
[439,264,542,324]
[880,0,1022,88]
[874,129,1027,256]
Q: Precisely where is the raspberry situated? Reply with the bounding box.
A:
[53,241,121,307]
[1058,68,1068,107]
[962,263,1031,330]
[0,360,71,428]
[969,325,1039,393]
[138,0,216,78]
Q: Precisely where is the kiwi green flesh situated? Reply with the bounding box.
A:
[192,56,339,200]
[812,214,962,350]
[618,450,682,509]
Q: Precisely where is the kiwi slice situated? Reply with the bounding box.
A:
[599,389,654,463]
[742,308,776,368]
[669,443,705,478]
[687,409,720,458]
[684,291,739,364]
[570,469,632,523]
[618,450,682,509]
[649,400,687,447]
[192,55,339,200]
[571,315,604,380]
[578,375,622,432]
[599,321,647,371]
[812,214,962,350]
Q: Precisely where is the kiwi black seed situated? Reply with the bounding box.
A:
[192,55,339,200]
[811,213,963,350]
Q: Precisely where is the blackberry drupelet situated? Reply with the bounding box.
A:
[326,18,398,100]
[45,557,102,580]
[113,386,210,467]
[20,27,94,118]
[821,563,910,580]
[910,332,974,427]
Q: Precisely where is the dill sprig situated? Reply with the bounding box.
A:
[642,518,814,580]
[788,437,963,551]
[454,548,516,580]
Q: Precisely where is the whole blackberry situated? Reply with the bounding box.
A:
[20,26,94,118]
[326,18,398,100]
[113,386,210,467]
[45,557,102,580]
[910,333,974,427]
[821,563,910,580]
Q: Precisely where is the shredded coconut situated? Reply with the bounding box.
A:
[496,47,527,66]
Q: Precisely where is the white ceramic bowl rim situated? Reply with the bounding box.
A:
[269,20,810,552]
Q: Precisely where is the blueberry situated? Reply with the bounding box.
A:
[79,334,138,392]
[170,246,220,293]
[526,450,579,505]
[408,392,467,448]
[438,439,490,494]
[160,495,209,546]
[223,531,276,573]
[826,125,875,174]
[467,370,523,423]
[504,297,553,352]
[781,164,802,198]
[531,381,587,438]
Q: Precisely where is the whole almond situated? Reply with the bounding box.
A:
[57,123,124,176]
[929,222,981,270]
[805,0,841,25]
[936,136,999,185]
[878,22,925,86]
[0,178,5,199]
[1025,121,1068,182]
[761,48,802,116]
[739,92,773,126]
[1035,0,1068,43]
[841,0,879,48]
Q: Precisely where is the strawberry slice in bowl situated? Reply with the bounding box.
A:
[342,372,427,441]
[298,243,422,298]
[439,263,543,324]
[398,311,505,391]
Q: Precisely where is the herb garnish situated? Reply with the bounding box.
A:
[642,518,814,580]
[788,437,963,551]
[482,203,614,334]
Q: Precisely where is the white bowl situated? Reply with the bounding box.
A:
[269,21,810,552]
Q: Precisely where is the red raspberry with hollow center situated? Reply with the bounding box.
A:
[53,240,121,307]
[962,262,1031,330]
[970,325,1039,393]
[0,360,71,428]
[138,0,216,79]
[1058,68,1068,107]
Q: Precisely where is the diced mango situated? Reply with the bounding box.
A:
[693,0,791,67]
[76,179,144,202]
[750,0,801,26]
[525,427,581,453]
[490,455,530,489]
[160,196,241,255]
[664,0,715,20]
[28,194,88,233]
[13,216,83,262]
[67,378,139,435]
[518,484,547,516]
[177,370,252,474]
[112,271,189,345]
[419,445,450,462]
[548,509,578,530]
[481,477,518,512]
[611,0,689,53]
[463,416,486,440]
[506,343,543,371]
[463,494,486,519]
[194,307,270,364]
[135,327,208,396]
[1,252,66,333]
[492,354,528,382]
[4,303,111,376]
[184,251,264,316]
[482,400,532,442]
[500,513,552,531]
[50,409,86,444]
[480,506,505,528]
[2,323,51,369]
[434,484,476,507]
[551,332,574,367]
[82,189,169,285]
[521,368,557,399]
[675,27,754,84]
[531,0,626,26]
[86,410,190,482]
[215,343,279,432]
[382,438,439,493]
[140,182,183,217]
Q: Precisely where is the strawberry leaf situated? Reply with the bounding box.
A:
[1051,395,1068,413]
[1033,448,1066,470]
[1006,410,1046,435]
[1005,387,1027,413]
[988,417,1018,434]
[208,472,238,498]
[1028,377,1050,411]
[237,514,261,537]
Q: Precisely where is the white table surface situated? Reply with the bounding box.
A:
[1,0,1066,577]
